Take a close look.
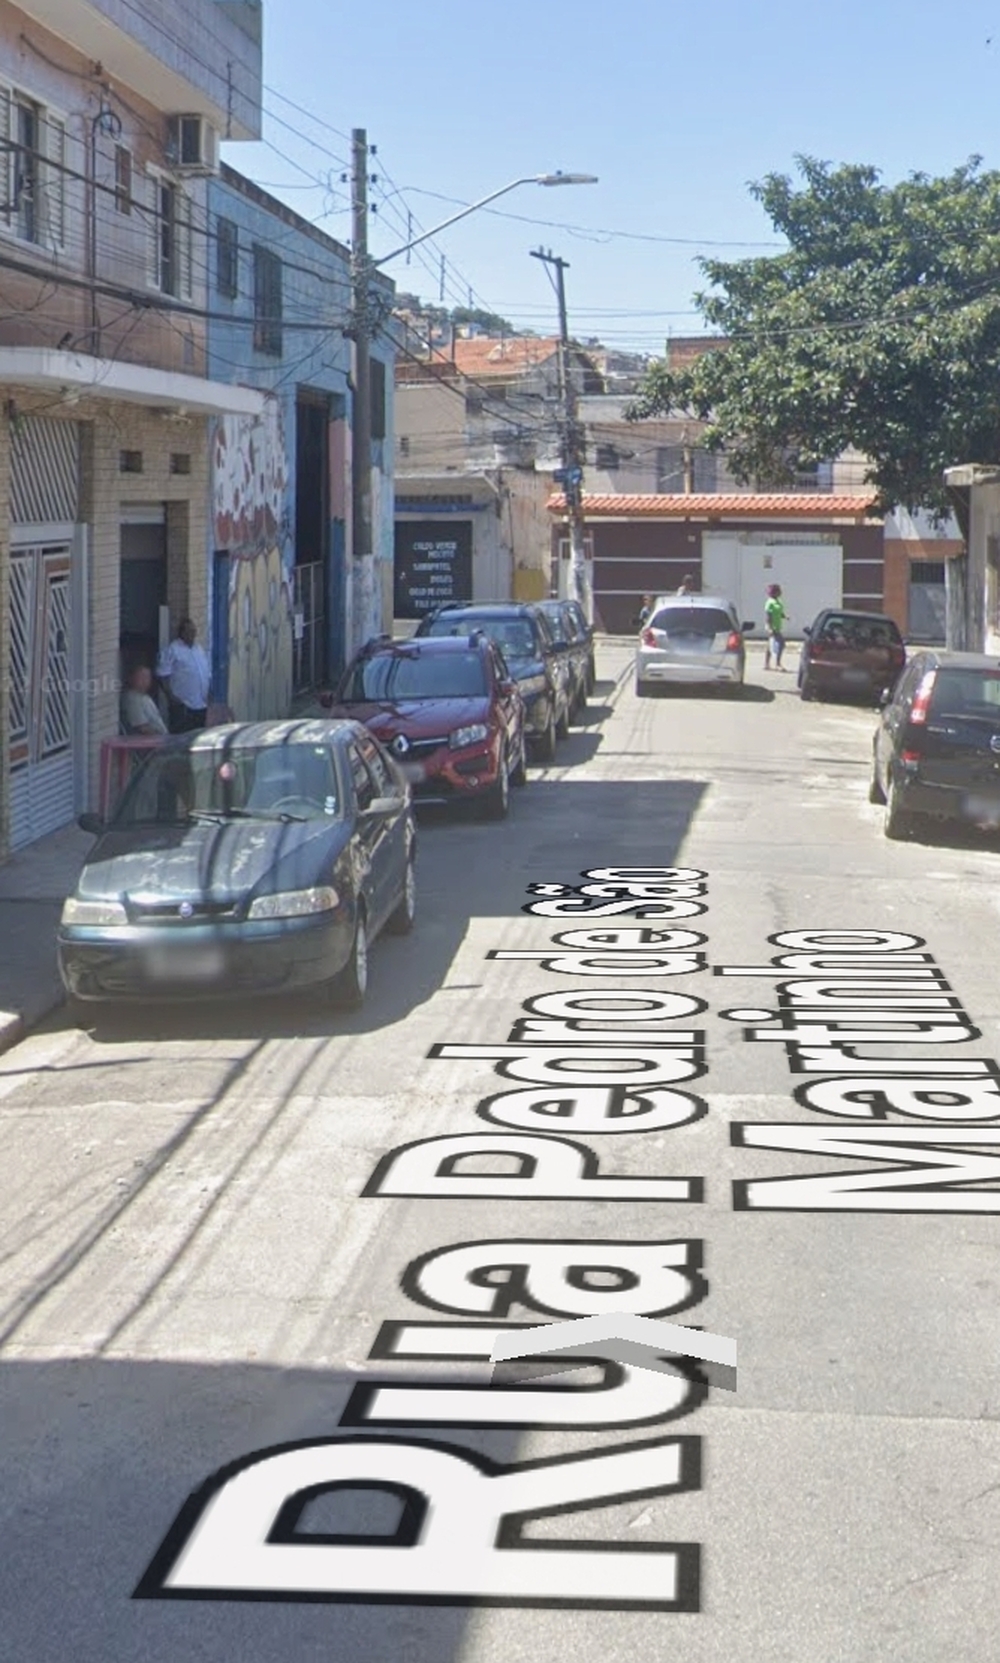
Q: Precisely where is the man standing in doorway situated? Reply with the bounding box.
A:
[157,617,211,732]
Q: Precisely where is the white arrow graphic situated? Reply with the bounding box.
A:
[490,1314,737,1392]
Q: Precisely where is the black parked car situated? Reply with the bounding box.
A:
[58,720,416,1008]
[537,598,590,718]
[799,608,906,705]
[871,651,1000,839]
[563,597,596,695]
[416,601,571,761]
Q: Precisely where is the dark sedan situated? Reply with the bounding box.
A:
[799,608,906,704]
[871,651,1000,839]
[416,602,570,760]
[58,719,416,1008]
[537,598,590,718]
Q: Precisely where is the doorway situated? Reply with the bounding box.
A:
[119,506,167,678]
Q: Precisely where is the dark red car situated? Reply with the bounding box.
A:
[799,608,906,705]
[330,633,527,819]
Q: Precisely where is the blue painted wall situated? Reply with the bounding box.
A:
[205,165,391,709]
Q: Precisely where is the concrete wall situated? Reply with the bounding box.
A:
[14,0,263,137]
[0,12,211,373]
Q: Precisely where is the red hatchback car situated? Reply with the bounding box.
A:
[331,633,527,819]
[799,608,906,705]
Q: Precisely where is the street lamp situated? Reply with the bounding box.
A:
[375,173,599,265]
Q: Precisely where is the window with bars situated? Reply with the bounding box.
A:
[253,243,282,355]
[216,215,238,297]
[0,84,67,249]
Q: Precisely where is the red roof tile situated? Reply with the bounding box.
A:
[449,336,561,378]
[547,492,880,518]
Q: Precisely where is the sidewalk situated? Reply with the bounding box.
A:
[0,821,93,1054]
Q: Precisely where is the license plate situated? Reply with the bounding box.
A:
[841,668,869,685]
[965,795,1000,823]
[401,761,426,784]
[144,945,224,981]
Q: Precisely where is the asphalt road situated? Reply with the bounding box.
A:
[3,640,1000,1660]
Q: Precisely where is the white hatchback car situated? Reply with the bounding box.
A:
[635,594,755,695]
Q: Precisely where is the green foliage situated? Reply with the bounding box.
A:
[628,156,1000,514]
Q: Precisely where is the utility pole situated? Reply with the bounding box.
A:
[350,127,375,651]
[530,247,590,620]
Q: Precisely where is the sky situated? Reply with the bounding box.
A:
[226,0,1000,355]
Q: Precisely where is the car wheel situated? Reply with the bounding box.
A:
[481,752,510,820]
[586,662,596,695]
[868,755,887,805]
[510,732,528,787]
[556,704,570,741]
[800,678,817,701]
[387,857,416,935]
[331,908,369,1008]
[535,713,557,763]
[635,676,652,698]
[883,773,912,841]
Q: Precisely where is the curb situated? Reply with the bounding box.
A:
[0,1012,26,1059]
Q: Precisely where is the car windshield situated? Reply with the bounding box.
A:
[650,606,733,636]
[343,651,487,700]
[114,742,342,826]
[429,616,537,659]
[930,669,1000,716]
[816,615,901,648]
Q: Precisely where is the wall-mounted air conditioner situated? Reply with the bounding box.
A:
[166,115,220,174]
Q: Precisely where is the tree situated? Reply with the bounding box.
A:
[628,156,1000,516]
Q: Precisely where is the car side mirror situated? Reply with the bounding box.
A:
[498,678,516,696]
[877,688,893,709]
[802,625,812,637]
[365,796,399,815]
[78,812,105,835]
[741,620,755,633]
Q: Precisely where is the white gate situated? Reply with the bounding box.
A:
[702,535,844,640]
[8,542,77,848]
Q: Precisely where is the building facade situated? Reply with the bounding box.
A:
[0,0,265,856]
[394,335,602,617]
[548,493,885,637]
[206,165,395,715]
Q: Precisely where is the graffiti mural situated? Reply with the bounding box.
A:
[212,398,294,721]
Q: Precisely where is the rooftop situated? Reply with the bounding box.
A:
[548,492,881,519]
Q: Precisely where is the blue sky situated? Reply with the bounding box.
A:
[227,0,1000,353]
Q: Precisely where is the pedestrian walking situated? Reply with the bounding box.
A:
[638,593,654,626]
[120,664,168,736]
[764,583,788,670]
[677,574,696,595]
[157,617,212,732]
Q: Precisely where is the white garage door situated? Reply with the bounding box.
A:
[702,536,844,640]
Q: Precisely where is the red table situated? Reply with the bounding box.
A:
[99,735,167,819]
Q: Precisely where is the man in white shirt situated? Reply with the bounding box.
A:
[121,664,168,735]
[157,617,212,733]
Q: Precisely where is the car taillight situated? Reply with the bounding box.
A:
[726,631,741,652]
[910,670,937,725]
[901,750,922,764]
[641,628,657,647]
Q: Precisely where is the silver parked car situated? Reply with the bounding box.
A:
[635,594,755,695]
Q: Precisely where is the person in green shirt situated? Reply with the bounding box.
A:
[764,583,788,670]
